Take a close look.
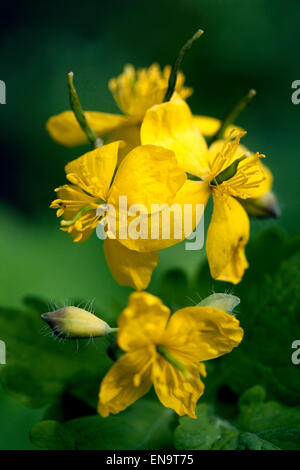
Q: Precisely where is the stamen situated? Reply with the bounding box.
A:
[61,204,97,227]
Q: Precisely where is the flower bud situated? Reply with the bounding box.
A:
[198,293,240,313]
[41,306,114,339]
[239,191,280,218]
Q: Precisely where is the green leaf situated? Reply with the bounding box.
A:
[30,420,75,450]
[0,297,112,408]
[174,386,299,450]
[174,403,235,450]
[157,268,190,311]
[236,386,300,450]
[31,397,176,450]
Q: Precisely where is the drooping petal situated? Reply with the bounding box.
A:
[163,306,243,363]
[246,160,273,198]
[46,110,138,147]
[206,192,250,284]
[117,291,171,351]
[103,238,159,291]
[192,115,244,138]
[141,95,209,177]
[65,141,122,201]
[98,350,153,417]
[152,356,205,418]
[108,144,186,213]
[115,179,210,253]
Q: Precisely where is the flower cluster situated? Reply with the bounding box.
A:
[43,32,279,418]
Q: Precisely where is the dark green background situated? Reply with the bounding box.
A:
[0,0,299,449]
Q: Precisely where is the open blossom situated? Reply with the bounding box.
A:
[186,111,277,218]
[138,94,273,283]
[98,292,243,418]
[50,140,187,290]
[45,63,192,159]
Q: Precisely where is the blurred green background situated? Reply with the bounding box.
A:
[0,0,299,449]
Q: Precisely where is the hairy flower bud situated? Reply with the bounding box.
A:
[41,306,115,339]
[198,293,240,313]
[239,191,280,218]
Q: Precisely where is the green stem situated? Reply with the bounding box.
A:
[157,345,191,379]
[163,29,204,102]
[209,89,256,144]
[68,72,102,148]
[108,328,118,334]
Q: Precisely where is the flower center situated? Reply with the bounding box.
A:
[157,345,191,379]
[210,155,247,187]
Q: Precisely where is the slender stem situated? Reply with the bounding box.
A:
[108,328,118,334]
[68,72,102,148]
[163,29,204,102]
[157,345,191,379]
[210,89,256,144]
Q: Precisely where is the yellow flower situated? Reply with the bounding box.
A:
[50,140,187,290]
[46,63,192,159]
[139,94,272,283]
[193,114,278,218]
[98,292,243,418]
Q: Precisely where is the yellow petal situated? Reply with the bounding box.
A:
[115,179,210,253]
[106,124,141,164]
[206,193,250,284]
[164,306,244,362]
[65,141,121,201]
[46,110,138,147]
[141,95,209,177]
[152,357,204,418]
[108,144,186,213]
[249,161,273,198]
[103,239,159,291]
[98,350,152,417]
[117,292,171,351]
[193,115,244,138]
